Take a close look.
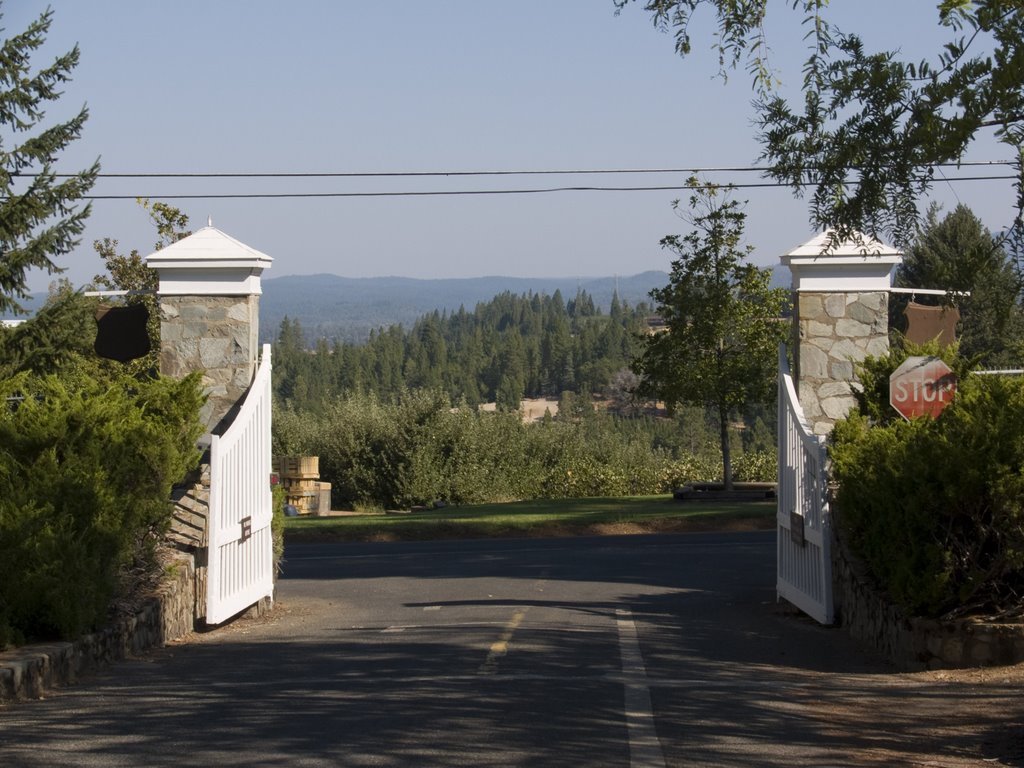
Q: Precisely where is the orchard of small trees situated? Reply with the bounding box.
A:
[269,280,782,510]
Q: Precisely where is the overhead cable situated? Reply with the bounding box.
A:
[27,159,1020,180]
[81,174,1019,200]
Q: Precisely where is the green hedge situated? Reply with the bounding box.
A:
[273,390,776,509]
[832,363,1024,617]
[0,372,204,645]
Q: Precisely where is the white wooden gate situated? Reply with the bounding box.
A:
[206,344,274,625]
[776,345,835,624]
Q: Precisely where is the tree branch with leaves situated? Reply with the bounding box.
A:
[615,0,1024,249]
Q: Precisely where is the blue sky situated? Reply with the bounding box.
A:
[11,1,1017,293]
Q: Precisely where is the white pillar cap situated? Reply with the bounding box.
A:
[146,225,273,296]
[781,230,902,292]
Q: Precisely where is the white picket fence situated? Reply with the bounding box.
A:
[776,345,835,625]
[206,344,274,625]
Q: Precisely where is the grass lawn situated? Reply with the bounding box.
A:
[283,495,776,543]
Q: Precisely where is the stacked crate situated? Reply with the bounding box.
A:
[274,456,330,515]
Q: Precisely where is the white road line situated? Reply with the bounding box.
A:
[616,608,667,768]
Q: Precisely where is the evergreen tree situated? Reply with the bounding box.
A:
[495,373,524,412]
[894,204,1024,366]
[271,287,652,407]
[0,6,98,314]
[0,279,95,377]
[273,317,306,402]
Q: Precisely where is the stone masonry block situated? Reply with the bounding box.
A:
[183,321,210,338]
[830,338,866,362]
[835,318,872,337]
[824,294,847,318]
[178,304,212,322]
[199,338,231,368]
[821,394,856,420]
[798,385,823,420]
[846,300,878,325]
[807,320,834,338]
[232,366,256,389]
[858,292,887,312]
[866,336,891,357]
[808,336,835,352]
[227,301,252,322]
[818,381,852,399]
[799,344,829,378]
[161,323,183,342]
[829,360,855,380]
[798,294,824,320]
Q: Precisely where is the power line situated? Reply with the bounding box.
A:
[73,166,764,178]
[25,159,1021,180]
[81,174,1019,201]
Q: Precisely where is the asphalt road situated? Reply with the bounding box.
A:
[1,531,1022,766]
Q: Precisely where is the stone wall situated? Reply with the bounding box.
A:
[159,294,260,432]
[794,291,890,435]
[168,462,211,622]
[832,511,1024,670]
[0,551,196,703]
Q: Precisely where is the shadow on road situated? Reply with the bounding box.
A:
[3,532,1023,766]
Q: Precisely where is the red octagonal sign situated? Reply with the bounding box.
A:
[889,356,957,421]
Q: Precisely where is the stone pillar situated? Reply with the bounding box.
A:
[146,225,272,432]
[781,232,902,436]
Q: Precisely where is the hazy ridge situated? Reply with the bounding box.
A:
[7,267,792,345]
[257,271,672,343]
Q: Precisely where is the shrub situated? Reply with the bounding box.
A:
[832,371,1024,617]
[271,481,286,573]
[0,372,203,645]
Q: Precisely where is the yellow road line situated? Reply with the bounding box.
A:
[478,608,528,675]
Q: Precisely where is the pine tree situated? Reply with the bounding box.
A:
[894,204,1024,366]
[0,6,98,314]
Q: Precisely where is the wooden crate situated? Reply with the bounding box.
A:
[282,477,320,495]
[273,455,319,479]
[286,490,319,515]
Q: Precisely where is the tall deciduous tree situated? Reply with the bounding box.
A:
[633,181,788,489]
[0,6,98,314]
[614,0,1024,249]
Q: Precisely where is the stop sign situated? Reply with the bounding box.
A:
[889,356,957,420]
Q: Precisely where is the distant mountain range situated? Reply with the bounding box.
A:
[6,267,792,345]
[257,272,672,344]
